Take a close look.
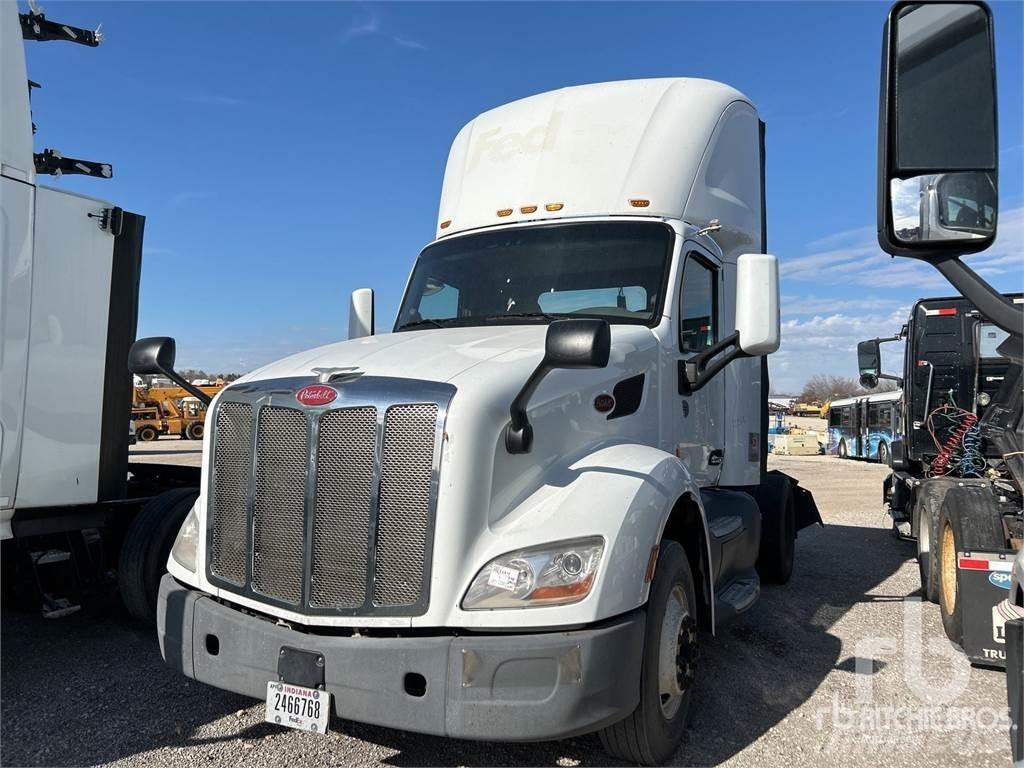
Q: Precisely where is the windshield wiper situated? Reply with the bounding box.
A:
[481,312,566,323]
[395,318,452,331]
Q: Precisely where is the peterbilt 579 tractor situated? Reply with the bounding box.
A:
[143,78,821,763]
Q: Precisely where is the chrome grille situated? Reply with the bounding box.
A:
[251,407,307,604]
[374,405,438,607]
[210,402,251,586]
[205,376,450,616]
[310,407,377,609]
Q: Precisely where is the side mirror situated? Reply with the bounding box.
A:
[506,319,610,454]
[857,336,903,390]
[735,253,780,355]
[680,253,779,393]
[878,2,998,257]
[348,288,375,339]
[128,336,212,406]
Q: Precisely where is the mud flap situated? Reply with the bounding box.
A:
[767,470,822,532]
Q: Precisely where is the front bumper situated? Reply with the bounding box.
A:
[157,574,643,741]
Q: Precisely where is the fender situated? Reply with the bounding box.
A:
[475,441,712,628]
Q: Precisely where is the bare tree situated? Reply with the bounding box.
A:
[798,373,900,403]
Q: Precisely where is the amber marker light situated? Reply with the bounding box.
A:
[544,203,564,212]
[497,208,513,217]
[629,199,650,208]
[439,220,451,229]
[520,205,538,214]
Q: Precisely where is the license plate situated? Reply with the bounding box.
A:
[264,681,330,734]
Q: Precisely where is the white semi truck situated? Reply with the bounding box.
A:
[1,4,203,620]
[145,78,820,763]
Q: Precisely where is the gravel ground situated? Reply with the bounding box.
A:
[2,445,1011,767]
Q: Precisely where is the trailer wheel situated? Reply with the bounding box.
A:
[186,421,204,440]
[137,426,158,442]
[877,441,889,466]
[937,487,1006,645]
[916,495,941,603]
[838,439,847,459]
[753,474,795,584]
[598,540,697,765]
[118,488,199,624]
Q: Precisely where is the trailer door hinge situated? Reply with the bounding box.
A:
[34,149,112,180]
[88,207,124,236]
[20,7,102,47]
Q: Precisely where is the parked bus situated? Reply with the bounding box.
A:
[827,390,901,465]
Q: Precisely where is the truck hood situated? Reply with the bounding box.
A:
[237,326,553,386]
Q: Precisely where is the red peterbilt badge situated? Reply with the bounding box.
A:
[296,384,338,407]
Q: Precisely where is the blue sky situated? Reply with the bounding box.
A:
[26,1,1023,393]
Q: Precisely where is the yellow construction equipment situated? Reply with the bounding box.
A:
[131,383,223,441]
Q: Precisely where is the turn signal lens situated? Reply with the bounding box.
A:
[520,205,538,214]
[170,506,199,573]
[629,199,650,208]
[497,208,513,217]
[544,203,564,212]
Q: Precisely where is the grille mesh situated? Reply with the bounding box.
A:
[373,404,438,607]
[209,402,252,585]
[310,407,377,608]
[251,407,308,604]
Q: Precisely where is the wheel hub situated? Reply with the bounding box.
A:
[658,585,698,719]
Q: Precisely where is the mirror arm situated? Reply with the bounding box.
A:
[680,332,744,394]
[932,256,1023,337]
[505,362,552,454]
[159,370,213,406]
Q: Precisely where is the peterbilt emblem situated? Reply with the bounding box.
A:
[296,385,338,407]
[594,394,615,414]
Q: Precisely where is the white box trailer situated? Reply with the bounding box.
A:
[149,77,820,764]
[1,5,201,620]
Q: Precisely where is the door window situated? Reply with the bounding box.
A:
[679,254,718,353]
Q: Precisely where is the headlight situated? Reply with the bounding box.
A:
[170,506,199,573]
[462,537,604,610]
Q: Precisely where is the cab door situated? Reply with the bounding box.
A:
[672,241,725,487]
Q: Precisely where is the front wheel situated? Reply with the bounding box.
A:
[118,488,199,624]
[137,425,158,442]
[186,421,204,440]
[838,439,847,459]
[877,441,889,466]
[599,540,697,765]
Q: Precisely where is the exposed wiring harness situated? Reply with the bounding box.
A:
[926,404,986,477]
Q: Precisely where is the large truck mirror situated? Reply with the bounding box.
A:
[735,253,779,356]
[128,336,176,376]
[857,339,881,380]
[506,319,610,454]
[128,336,212,406]
[878,2,998,258]
[349,288,375,339]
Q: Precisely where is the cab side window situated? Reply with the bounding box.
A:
[679,254,718,353]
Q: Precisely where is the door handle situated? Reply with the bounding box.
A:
[708,449,724,466]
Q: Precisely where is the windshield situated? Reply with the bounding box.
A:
[395,221,673,331]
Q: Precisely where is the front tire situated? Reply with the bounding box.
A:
[838,439,847,459]
[877,441,889,466]
[599,540,697,765]
[186,421,204,440]
[118,488,199,624]
[137,425,158,442]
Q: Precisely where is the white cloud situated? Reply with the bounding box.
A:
[780,206,1023,292]
[392,35,427,50]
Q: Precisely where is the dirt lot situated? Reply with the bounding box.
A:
[1,441,1011,767]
